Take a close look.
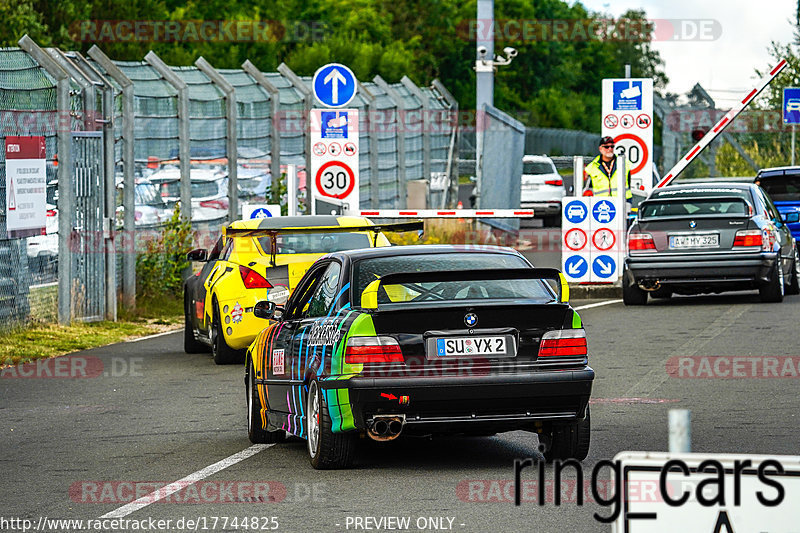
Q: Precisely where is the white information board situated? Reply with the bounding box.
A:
[562,195,624,283]
[310,108,360,214]
[602,78,654,192]
[612,451,800,533]
[5,136,46,237]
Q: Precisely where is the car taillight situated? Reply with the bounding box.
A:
[538,329,587,358]
[134,210,142,221]
[545,179,563,186]
[629,233,656,251]
[733,229,763,248]
[46,209,57,217]
[200,199,229,210]
[345,336,404,364]
[239,266,272,289]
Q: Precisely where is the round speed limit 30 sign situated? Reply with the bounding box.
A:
[315,161,355,199]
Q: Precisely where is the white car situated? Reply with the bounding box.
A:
[520,154,565,226]
[115,178,174,228]
[26,203,58,279]
[148,167,229,223]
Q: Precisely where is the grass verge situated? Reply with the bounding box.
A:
[0,293,183,365]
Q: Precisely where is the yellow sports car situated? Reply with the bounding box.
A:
[183,215,422,364]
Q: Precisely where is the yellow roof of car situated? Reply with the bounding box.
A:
[227,215,374,231]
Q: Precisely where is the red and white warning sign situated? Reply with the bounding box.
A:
[564,228,588,251]
[5,136,46,237]
[310,108,360,212]
[602,78,653,192]
[621,114,634,128]
[592,228,616,251]
[603,114,618,129]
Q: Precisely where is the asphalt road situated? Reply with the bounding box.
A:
[2,291,800,533]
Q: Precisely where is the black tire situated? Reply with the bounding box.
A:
[246,358,285,444]
[786,249,800,296]
[650,288,672,299]
[544,407,591,462]
[759,261,785,303]
[623,280,647,305]
[184,294,207,354]
[212,300,242,364]
[306,379,356,469]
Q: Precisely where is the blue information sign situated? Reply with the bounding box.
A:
[564,255,588,278]
[783,88,800,124]
[592,255,616,279]
[312,63,357,108]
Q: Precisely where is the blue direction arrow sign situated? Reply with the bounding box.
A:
[564,255,588,279]
[592,255,616,279]
[312,63,357,108]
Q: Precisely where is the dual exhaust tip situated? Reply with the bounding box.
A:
[367,415,405,441]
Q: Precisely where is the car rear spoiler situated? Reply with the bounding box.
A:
[638,196,754,219]
[360,267,570,309]
[224,220,424,266]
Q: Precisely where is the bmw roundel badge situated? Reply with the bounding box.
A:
[464,313,478,327]
[689,220,697,228]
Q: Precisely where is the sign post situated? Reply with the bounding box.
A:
[5,136,46,238]
[310,63,360,215]
[783,87,800,166]
[602,78,654,192]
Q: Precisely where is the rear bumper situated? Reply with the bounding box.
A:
[520,200,562,217]
[625,251,776,289]
[320,368,594,434]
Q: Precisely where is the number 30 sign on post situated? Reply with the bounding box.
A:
[310,108,360,214]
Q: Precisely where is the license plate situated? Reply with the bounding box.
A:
[669,234,719,249]
[435,336,506,356]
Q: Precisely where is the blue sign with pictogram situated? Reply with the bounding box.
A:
[592,199,616,223]
[564,200,588,224]
[312,63,357,108]
[592,255,616,279]
[250,207,273,219]
[783,88,800,124]
[564,255,589,279]
[321,111,349,139]
[613,81,643,111]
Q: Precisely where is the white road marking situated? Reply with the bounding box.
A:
[573,299,623,311]
[127,329,181,342]
[99,444,273,518]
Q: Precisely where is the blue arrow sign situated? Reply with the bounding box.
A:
[250,207,273,219]
[564,255,588,278]
[783,87,800,124]
[564,200,588,224]
[592,199,616,223]
[312,63,357,108]
[592,255,616,279]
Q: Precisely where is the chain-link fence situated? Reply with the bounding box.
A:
[0,38,460,326]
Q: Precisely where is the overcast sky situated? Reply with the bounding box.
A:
[577,0,797,106]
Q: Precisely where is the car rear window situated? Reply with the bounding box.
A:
[258,232,370,255]
[758,175,800,201]
[640,198,749,218]
[352,252,553,306]
[523,161,555,175]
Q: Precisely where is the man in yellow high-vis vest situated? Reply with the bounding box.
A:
[584,136,632,200]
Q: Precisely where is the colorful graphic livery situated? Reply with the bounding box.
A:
[183,215,421,364]
[245,245,594,469]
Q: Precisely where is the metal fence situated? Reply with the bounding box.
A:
[0,37,459,326]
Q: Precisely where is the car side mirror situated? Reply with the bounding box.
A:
[186,248,208,262]
[782,212,800,224]
[254,300,283,320]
